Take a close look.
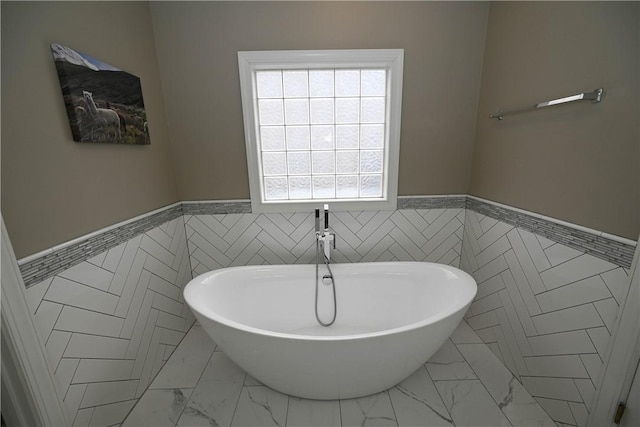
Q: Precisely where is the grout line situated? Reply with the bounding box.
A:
[188,227,233,263]
[516,227,550,272]
[145,230,175,255]
[46,298,128,322]
[453,341,517,426]
[229,376,247,426]
[45,273,118,296]
[283,394,290,427]
[475,235,511,267]
[56,331,74,366]
[139,248,179,277]
[112,396,141,427]
[493,325,519,378]
[427,367,457,424]
[144,272,184,304]
[583,330,604,362]
[533,270,617,297]
[110,239,141,298]
[504,250,544,316]
[386,387,400,427]
[500,270,537,337]
[522,352,599,359]
[536,247,586,274]
[528,394,586,404]
[32,277,55,318]
[45,304,66,347]
[529,298,613,318]
[500,287,533,355]
[474,280,507,300]
[120,264,151,339]
[67,359,84,402]
[505,237,544,314]
[518,373,593,380]
[591,301,613,336]
[475,263,510,287]
[103,243,127,275]
[56,355,138,362]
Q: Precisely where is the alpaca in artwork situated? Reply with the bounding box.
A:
[82,90,121,140]
[73,104,95,140]
[74,105,87,118]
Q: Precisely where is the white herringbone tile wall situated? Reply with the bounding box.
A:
[460,209,632,427]
[184,208,465,276]
[21,207,464,426]
[24,216,194,427]
[21,202,631,427]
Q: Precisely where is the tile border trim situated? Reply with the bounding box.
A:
[466,196,636,269]
[397,195,467,209]
[19,204,184,287]
[18,196,637,287]
[182,200,252,215]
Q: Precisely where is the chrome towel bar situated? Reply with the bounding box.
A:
[490,88,604,120]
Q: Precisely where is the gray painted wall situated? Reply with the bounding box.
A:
[1,1,179,258]
[149,1,489,200]
[469,1,639,239]
[2,1,637,258]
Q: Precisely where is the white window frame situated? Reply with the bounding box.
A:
[238,49,403,213]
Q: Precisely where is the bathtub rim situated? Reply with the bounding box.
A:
[184,261,477,342]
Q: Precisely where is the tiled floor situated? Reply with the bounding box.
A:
[122,321,556,427]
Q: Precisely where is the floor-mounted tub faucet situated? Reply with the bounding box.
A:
[314,205,337,327]
[316,204,336,261]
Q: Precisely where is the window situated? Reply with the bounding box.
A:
[238,49,403,213]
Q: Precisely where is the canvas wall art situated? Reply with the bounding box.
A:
[51,43,150,144]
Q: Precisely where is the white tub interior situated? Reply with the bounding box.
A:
[188,262,475,338]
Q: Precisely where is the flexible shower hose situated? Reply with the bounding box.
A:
[315,238,337,327]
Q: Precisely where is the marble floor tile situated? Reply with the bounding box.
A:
[122,388,192,427]
[457,343,556,427]
[125,324,556,427]
[426,339,477,381]
[88,400,137,427]
[149,325,216,389]
[388,366,454,427]
[450,320,484,344]
[176,352,246,427]
[286,397,341,427]
[435,380,511,427]
[231,386,289,427]
[340,391,398,427]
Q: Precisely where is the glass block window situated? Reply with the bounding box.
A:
[239,50,403,213]
[256,68,387,201]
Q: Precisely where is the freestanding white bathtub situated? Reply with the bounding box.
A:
[183,262,477,400]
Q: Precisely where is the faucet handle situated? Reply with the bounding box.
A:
[324,204,329,231]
